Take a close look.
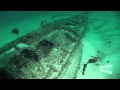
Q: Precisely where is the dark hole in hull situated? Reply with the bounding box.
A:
[10,49,39,68]
[36,40,54,56]
[0,69,15,79]
[20,49,38,62]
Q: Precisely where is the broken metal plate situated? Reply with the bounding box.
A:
[0,13,88,79]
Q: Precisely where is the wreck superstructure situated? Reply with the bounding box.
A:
[0,13,89,79]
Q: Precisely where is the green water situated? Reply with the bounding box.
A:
[0,11,81,47]
[0,11,120,79]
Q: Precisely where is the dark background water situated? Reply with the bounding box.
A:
[0,11,81,47]
[0,11,81,27]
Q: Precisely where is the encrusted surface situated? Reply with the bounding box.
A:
[0,13,88,79]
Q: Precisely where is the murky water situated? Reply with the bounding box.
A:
[0,11,120,79]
